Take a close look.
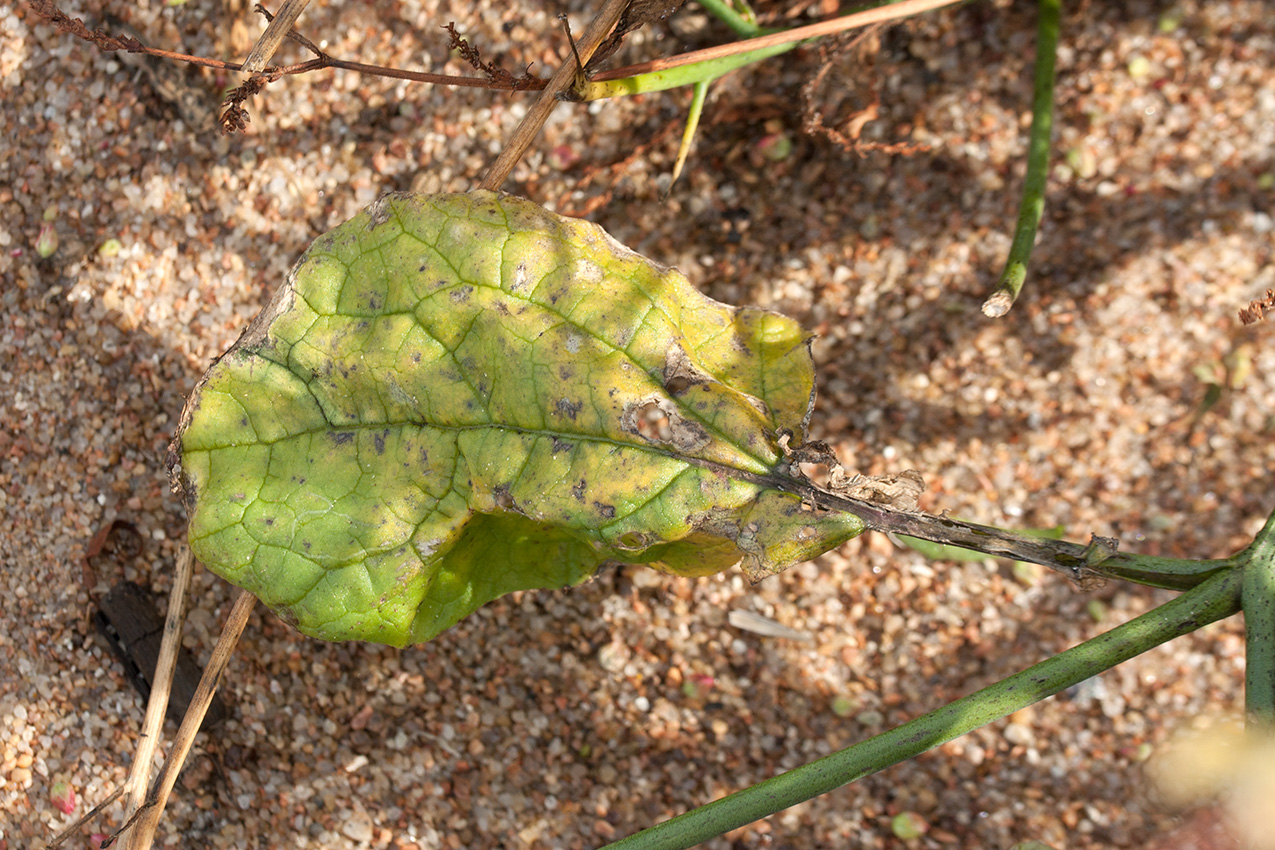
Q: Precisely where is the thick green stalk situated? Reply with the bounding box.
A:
[1097,551,1237,590]
[1244,508,1275,726]
[602,568,1242,850]
[983,0,1061,317]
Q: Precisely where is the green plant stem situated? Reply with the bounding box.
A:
[581,0,963,99]
[580,41,797,100]
[1244,508,1275,726]
[983,0,1060,318]
[670,80,711,186]
[696,0,765,38]
[603,568,1242,850]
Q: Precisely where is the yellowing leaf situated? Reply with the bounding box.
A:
[169,192,863,646]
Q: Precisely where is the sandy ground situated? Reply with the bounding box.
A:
[2,0,1273,848]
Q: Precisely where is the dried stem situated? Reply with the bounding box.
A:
[479,0,632,191]
[32,0,961,137]
[43,786,123,849]
[113,589,255,850]
[1239,288,1275,325]
[588,0,962,81]
[28,0,525,88]
[241,0,311,73]
[120,545,195,820]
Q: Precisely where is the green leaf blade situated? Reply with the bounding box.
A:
[171,191,862,646]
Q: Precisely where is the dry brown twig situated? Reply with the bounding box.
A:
[479,0,633,191]
[43,786,123,850]
[32,0,961,138]
[119,545,196,826]
[28,0,541,134]
[240,0,310,73]
[443,22,536,89]
[586,0,687,71]
[107,589,256,850]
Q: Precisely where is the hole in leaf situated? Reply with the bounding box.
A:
[632,401,673,442]
[616,531,650,550]
[664,375,692,395]
[798,461,832,487]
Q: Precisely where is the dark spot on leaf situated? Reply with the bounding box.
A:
[555,398,583,421]
[303,540,311,551]
[551,437,573,454]
[495,301,510,316]
[264,517,275,526]
[366,295,381,311]
[412,352,421,363]
[593,502,616,519]
[571,479,586,501]
[332,432,355,445]
[559,365,574,380]
[373,430,388,455]
[240,417,249,428]
[450,285,474,303]
[494,486,516,510]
